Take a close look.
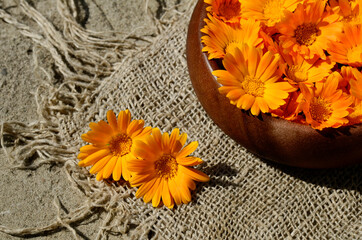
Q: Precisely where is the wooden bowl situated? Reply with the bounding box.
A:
[186,0,362,168]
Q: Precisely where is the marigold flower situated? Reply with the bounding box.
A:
[242,0,301,27]
[213,45,295,116]
[201,15,263,59]
[330,0,362,25]
[329,24,362,67]
[334,66,362,100]
[128,128,210,208]
[350,67,362,100]
[78,110,152,181]
[347,99,362,125]
[279,52,335,86]
[204,0,243,24]
[277,0,343,60]
[337,66,357,91]
[271,91,302,121]
[299,74,353,130]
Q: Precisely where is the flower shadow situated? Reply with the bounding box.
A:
[202,162,239,178]
[199,162,243,188]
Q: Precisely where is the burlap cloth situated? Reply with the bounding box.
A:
[1,0,361,239]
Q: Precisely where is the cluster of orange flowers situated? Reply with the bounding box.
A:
[202,0,362,130]
[78,110,209,208]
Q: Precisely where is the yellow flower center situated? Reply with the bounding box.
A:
[242,76,265,97]
[224,41,242,55]
[347,45,362,63]
[154,154,178,179]
[310,97,332,123]
[295,23,319,46]
[287,65,308,83]
[263,0,284,25]
[216,0,241,20]
[108,134,132,156]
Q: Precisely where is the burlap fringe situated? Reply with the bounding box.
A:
[0,0,195,238]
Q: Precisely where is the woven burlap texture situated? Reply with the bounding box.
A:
[1,0,361,239]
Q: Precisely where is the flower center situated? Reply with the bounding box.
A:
[310,97,332,123]
[154,154,178,179]
[224,41,242,55]
[346,45,362,64]
[263,0,284,25]
[242,76,265,97]
[216,0,241,20]
[287,65,308,83]
[295,23,319,46]
[108,134,132,156]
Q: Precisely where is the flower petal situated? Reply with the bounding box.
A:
[103,155,118,179]
[112,156,123,181]
[176,141,198,158]
[107,110,118,132]
[89,155,112,174]
[180,165,210,182]
[162,179,173,208]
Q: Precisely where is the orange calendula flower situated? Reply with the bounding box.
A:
[213,44,295,116]
[330,0,362,25]
[128,128,210,209]
[347,99,362,125]
[242,0,301,27]
[279,51,335,86]
[299,74,353,130]
[204,0,243,24]
[328,24,362,67]
[350,67,362,100]
[271,91,302,121]
[337,66,357,91]
[277,0,343,60]
[201,15,263,59]
[78,110,152,181]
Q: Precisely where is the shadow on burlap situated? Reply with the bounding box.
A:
[0,0,361,239]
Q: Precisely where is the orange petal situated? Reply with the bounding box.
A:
[152,128,162,145]
[177,178,191,204]
[96,168,105,181]
[176,141,198,159]
[161,180,173,208]
[143,178,161,203]
[134,126,152,139]
[169,128,180,152]
[89,155,112,174]
[184,175,196,191]
[112,156,123,181]
[77,152,88,160]
[177,156,203,166]
[118,110,131,133]
[168,178,182,205]
[130,173,156,187]
[103,155,118,179]
[80,149,110,166]
[135,177,157,198]
[152,179,163,207]
[89,121,112,135]
[180,165,210,182]
[79,144,100,154]
[122,154,131,181]
[127,120,143,136]
[107,110,118,132]
[161,132,170,152]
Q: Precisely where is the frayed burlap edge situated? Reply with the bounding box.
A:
[0,0,196,239]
